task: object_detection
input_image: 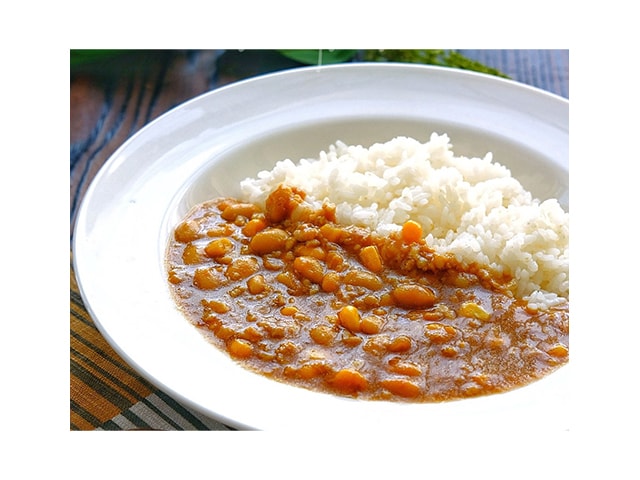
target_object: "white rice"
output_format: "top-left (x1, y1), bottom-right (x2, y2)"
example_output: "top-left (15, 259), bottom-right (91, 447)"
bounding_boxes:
top-left (239, 133), bottom-right (569, 310)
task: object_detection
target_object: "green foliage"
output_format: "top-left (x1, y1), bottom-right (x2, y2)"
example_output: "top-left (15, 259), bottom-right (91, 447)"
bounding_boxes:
top-left (70, 50), bottom-right (127, 67)
top-left (363, 49), bottom-right (510, 78)
top-left (278, 49), bottom-right (358, 65)
top-left (70, 49), bottom-right (509, 79)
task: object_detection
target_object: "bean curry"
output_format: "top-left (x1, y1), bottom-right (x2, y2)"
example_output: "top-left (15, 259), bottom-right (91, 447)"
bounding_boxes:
top-left (166, 185), bottom-right (569, 401)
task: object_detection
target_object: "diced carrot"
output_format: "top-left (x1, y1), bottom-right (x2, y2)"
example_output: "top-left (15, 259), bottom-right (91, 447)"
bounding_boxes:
top-left (401, 220), bottom-right (423, 243)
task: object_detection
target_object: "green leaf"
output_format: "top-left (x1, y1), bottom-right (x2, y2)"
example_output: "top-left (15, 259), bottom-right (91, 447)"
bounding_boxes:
top-left (70, 49), bottom-right (127, 67)
top-left (278, 50), bottom-right (358, 65)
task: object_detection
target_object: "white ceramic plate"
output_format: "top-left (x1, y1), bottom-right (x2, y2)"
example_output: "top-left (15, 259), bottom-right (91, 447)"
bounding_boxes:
top-left (73, 63), bottom-right (569, 431)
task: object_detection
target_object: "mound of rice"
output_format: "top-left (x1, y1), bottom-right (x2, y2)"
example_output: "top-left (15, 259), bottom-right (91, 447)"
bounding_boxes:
top-left (239, 133), bottom-right (569, 310)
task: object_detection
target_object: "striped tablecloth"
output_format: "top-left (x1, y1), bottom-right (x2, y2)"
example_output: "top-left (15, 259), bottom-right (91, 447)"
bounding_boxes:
top-left (70, 49), bottom-right (569, 431)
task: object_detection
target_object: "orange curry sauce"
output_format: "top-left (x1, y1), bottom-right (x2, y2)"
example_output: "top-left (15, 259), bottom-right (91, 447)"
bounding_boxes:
top-left (166, 185), bottom-right (568, 401)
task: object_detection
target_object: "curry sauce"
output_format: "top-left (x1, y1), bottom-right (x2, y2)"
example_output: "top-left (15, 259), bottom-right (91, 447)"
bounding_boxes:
top-left (166, 185), bottom-right (569, 401)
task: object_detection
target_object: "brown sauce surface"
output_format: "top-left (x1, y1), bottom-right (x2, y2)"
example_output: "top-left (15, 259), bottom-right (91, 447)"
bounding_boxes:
top-left (166, 185), bottom-right (569, 401)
